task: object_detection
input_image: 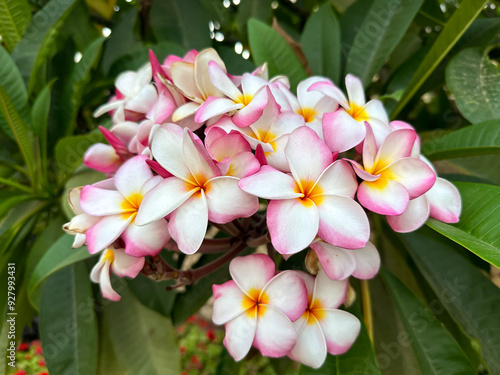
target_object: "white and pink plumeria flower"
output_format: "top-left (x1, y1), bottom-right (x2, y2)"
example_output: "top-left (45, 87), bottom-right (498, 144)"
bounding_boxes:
top-left (310, 240), bottom-right (380, 281)
top-left (195, 61), bottom-right (269, 126)
top-left (212, 254), bottom-right (308, 360)
top-left (94, 64), bottom-right (158, 123)
top-left (208, 88), bottom-right (305, 172)
top-left (239, 126), bottom-right (370, 255)
top-left (288, 270), bottom-right (360, 368)
top-left (348, 124), bottom-right (436, 216)
top-left (271, 77), bottom-right (337, 139)
top-left (90, 246), bottom-right (145, 301)
top-left (79, 155), bottom-right (170, 257)
top-left (135, 123), bottom-right (259, 254)
top-left (309, 74), bottom-right (390, 152)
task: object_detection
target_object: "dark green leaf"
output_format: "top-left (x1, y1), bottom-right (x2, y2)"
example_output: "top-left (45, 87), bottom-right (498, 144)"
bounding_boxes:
top-left (248, 18), bottom-right (308, 91)
top-left (0, 0), bottom-right (31, 52)
top-left (40, 262), bottom-right (98, 375)
top-left (126, 274), bottom-right (176, 317)
top-left (28, 234), bottom-right (96, 308)
top-left (446, 47), bottom-right (500, 124)
top-left (345, 0), bottom-right (424, 87)
top-left (11, 0), bottom-right (78, 95)
top-left (382, 270), bottom-right (476, 375)
top-left (422, 120), bottom-right (500, 160)
top-left (401, 228), bottom-right (500, 374)
top-left (31, 80), bottom-right (53, 183)
top-left (392, 0), bottom-right (488, 118)
top-left (300, 3), bottom-right (341, 84)
top-left (103, 284), bottom-right (181, 374)
top-left (427, 182), bottom-right (500, 267)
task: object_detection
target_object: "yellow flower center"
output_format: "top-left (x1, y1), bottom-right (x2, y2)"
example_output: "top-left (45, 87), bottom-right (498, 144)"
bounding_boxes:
top-left (120, 192), bottom-right (143, 220)
top-left (303, 298), bottom-right (326, 325)
top-left (236, 94), bottom-right (253, 106)
top-left (102, 249), bottom-right (115, 263)
top-left (242, 288), bottom-right (270, 318)
top-left (346, 102), bottom-right (368, 122)
top-left (296, 107), bottom-right (317, 123)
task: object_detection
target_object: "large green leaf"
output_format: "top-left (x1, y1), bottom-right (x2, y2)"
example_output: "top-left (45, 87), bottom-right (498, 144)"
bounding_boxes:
top-left (11, 0), bottom-right (78, 95)
top-left (300, 2), bottom-right (341, 85)
top-left (103, 284), bottom-right (181, 375)
top-left (150, 0), bottom-right (211, 51)
top-left (391, 0), bottom-right (488, 118)
top-left (382, 270), bottom-right (476, 375)
top-left (248, 18), bottom-right (308, 91)
top-left (427, 182), bottom-right (500, 267)
top-left (299, 300), bottom-right (382, 375)
top-left (31, 81), bottom-right (53, 184)
top-left (422, 120), bottom-right (500, 160)
top-left (40, 262), bottom-right (98, 375)
top-left (345, 0), bottom-right (423, 87)
top-left (0, 0), bottom-right (31, 52)
top-left (60, 37), bottom-right (105, 136)
top-left (28, 234), bottom-right (96, 308)
top-left (446, 47), bottom-right (500, 124)
top-left (401, 228), bottom-right (500, 374)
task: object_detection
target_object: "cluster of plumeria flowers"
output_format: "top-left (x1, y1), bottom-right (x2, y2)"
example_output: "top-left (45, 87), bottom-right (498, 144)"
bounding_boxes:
top-left (63, 48), bottom-right (462, 368)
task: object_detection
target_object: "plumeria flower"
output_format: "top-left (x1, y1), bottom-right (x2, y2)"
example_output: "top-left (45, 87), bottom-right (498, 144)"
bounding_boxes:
top-left (212, 254), bottom-right (308, 360)
top-left (90, 246), bottom-right (145, 301)
top-left (348, 125), bottom-right (436, 216)
top-left (308, 240), bottom-right (380, 281)
top-left (309, 74), bottom-right (390, 152)
top-left (204, 127), bottom-right (260, 178)
top-left (288, 270), bottom-right (360, 368)
top-left (63, 186), bottom-right (101, 248)
top-left (136, 124), bottom-right (259, 254)
top-left (271, 77), bottom-right (337, 138)
top-left (195, 62), bottom-right (269, 127)
top-left (239, 126), bottom-right (370, 255)
top-left (80, 155), bottom-right (170, 257)
top-left (170, 48), bottom-right (228, 123)
top-left (94, 64), bottom-right (158, 123)
top-left (208, 88), bottom-right (304, 172)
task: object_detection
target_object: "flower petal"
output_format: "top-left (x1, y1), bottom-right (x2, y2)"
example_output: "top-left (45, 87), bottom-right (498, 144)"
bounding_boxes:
top-left (168, 191), bottom-right (208, 254)
top-left (114, 155), bottom-right (153, 198)
top-left (351, 241), bottom-right (380, 279)
top-left (322, 109), bottom-right (366, 153)
top-left (136, 177), bottom-right (197, 225)
top-left (308, 81), bottom-right (348, 107)
top-left (357, 178), bottom-right (409, 215)
top-left (223, 310), bottom-right (257, 361)
top-left (262, 271), bottom-right (308, 321)
top-left (226, 152), bottom-right (261, 178)
top-left (316, 195), bottom-right (369, 250)
top-left (205, 176), bottom-right (259, 223)
top-left (285, 126), bottom-right (333, 185)
top-left (111, 249), bottom-right (145, 278)
top-left (195, 96), bottom-right (243, 123)
top-left (172, 101), bottom-right (200, 122)
top-left (230, 254), bottom-right (276, 294)
top-left (238, 165), bottom-right (301, 199)
top-left (182, 128), bottom-right (221, 183)
top-left (318, 309), bottom-right (360, 355)
top-left (80, 186), bottom-right (127, 216)
top-left (254, 305), bottom-right (297, 357)
top-left (313, 160), bottom-right (358, 198)
top-left (386, 195), bottom-right (429, 233)
top-left (170, 62), bottom-right (201, 100)
top-left (99, 261), bottom-right (121, 301)
top-left (310, 241), bottom-right (356, 281)
top-left (373, 129), bottom-right (416, 171)
top-left (213, 280), bottom-right (250, 325)
top-left (288, 317), bottom-right (327, 369)
top-left (83, 143), bottom-right (121, 174)
top-left (427, 177), bottom-right (461, 223)
top-left (123, 219), bottom-right (170, 257)
top-left (195, 48), bottom-right (227, 97)
top-left (207, 61), bottom-right (241, 101)
top-left (86, 214), bottom-right (133, 254)
top-left (345, 74), bottom-right (365, 107)
top-left (267, 198), bottom-right (319, 255)
top-left (233, 87), bottom-right (269, 127)
top-left (312, 270), bottom-right (348, 309)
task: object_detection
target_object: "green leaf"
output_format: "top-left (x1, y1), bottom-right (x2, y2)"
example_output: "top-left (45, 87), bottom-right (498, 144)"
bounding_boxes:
top-left (97, 319), bottom-right (127, 375)
top-left (391, 0), bottom-right (488, 118)
top-left (0, 0), bottom-right (31, 52)
top-left (382, 269), bottom-right (476, 375)
top-left (345, 0), bottom-right (424, 87)
top-left (55, 132), bottom-right (105, 180)
top-left (300, 3), bottom-right (341, 85)
top-left (422, 120), bottom-right (500, 160)
top-left (28, 234), bottom-right (96, 308)
top-left (150, 0), bottom-right (211, 51)
top-left (103, 284), bottom-right (181, 374)
top-left (31, 81), bottom-right (53, 184)
top-left (235, 0), bottom-right (272, 42)
top-left (126, 275), bottom-right (176, 317)
top-left (40, 262), bottom-right (98, 375)
top-left (248, 18), bottom-right (308, 91)
top-left (401, 228), bottom-right (500, 375)
top-left (446, 47), bottom-right (500, 124)
top-left (427, 182), bottom-right (500, 267)
top-left (11, 0), bottom-right (78, 95)
top-left (60, 37), bottom-right (105, 136)
top-left (299, 300), bottom-right (381, 375)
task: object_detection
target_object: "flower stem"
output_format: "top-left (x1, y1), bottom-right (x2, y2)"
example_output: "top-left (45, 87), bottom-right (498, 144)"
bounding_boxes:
top-left (360, 279), bottom-right (374, 343)
top-left (198, 237), bottom-right (238, 253)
